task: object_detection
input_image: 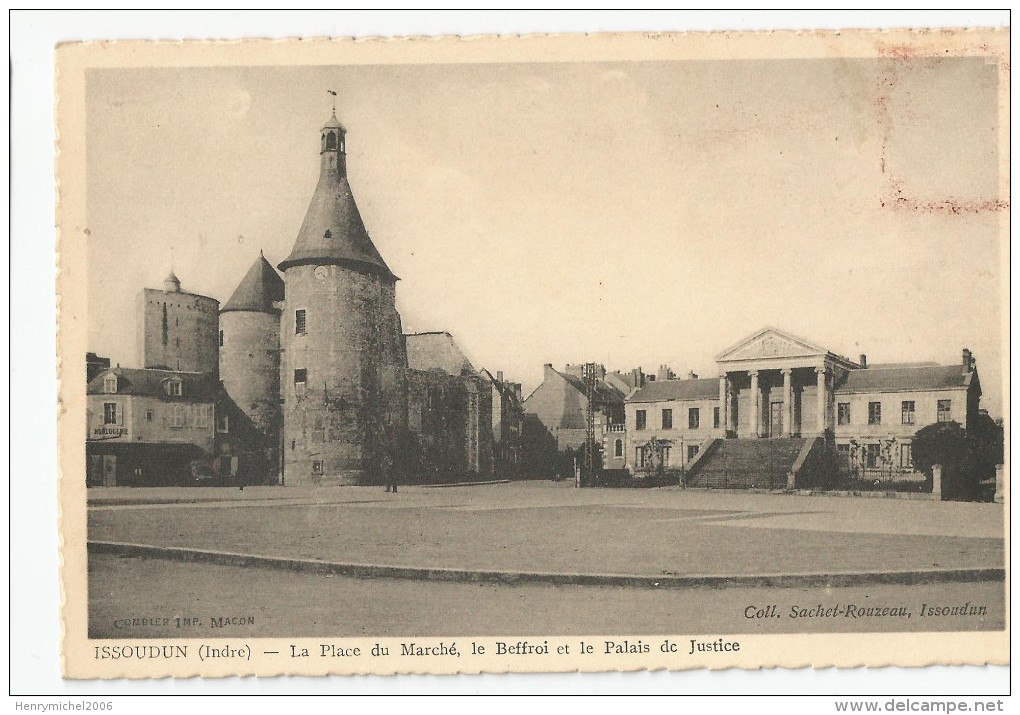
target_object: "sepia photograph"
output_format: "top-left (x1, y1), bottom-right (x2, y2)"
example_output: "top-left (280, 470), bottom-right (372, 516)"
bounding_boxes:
top-left (51, 25), bottom-right (1008, 680)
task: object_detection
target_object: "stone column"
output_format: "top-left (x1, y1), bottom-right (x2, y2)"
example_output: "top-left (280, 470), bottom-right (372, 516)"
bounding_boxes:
top-left (749, 370), bottom-right (760, 438)
top-left (932, 463), bottom-right (943, 500)
top-left (782, 368), bottom-right (793, 437)
top-left (718, 374), bottom-right (728, 434)
top-left (815, 366), bottom-right (827, 435)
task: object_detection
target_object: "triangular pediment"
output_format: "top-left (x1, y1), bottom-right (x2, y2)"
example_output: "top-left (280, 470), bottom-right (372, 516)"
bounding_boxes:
top-left (715, 327), bottom-right (830, 363)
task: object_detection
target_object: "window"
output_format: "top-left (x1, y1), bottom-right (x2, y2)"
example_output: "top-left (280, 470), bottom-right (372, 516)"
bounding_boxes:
top-left (312, 460), bottom-right (324, 475)
top-left (901, 401), bottom-right (915, 425)
top-left (867, 402), bottom-right (881, 425)
top-left (103, 402), bottom-right (118, 425)
top-left (295, 309), bottom-right (307, 335)
top-left (864, 443), bottom-right (880, 469)
top-left (636, 446), bottom-right (646, 468)
top-left (688, 408), bottom-right (700, 430)
top-left (294, 369), bottom-right (307, 390)
top-left (167, 379), bottom-right (182, 397)
top-left (614, 439), bottom-right (623, 458)
top-left (326, 131), bottom-right (337, 150)
top-left (170, 404), bottom-right (185, 429)
top-left (937, 399), bottom-right (952, 423)
top-left (219, 330), bottom-right (224, 347)
top-left (323, 230), bottom-right (332, 239)
top-left (660, 446), bottom-right (671, 466)
top-left (216, 413), bottom-right (229, 433)
top-left (102, 376), bottom-right (117, 394)
top-left (838, 403), bottom-right (850, 425)
top-left (713, 407), bottom-right (720, 428)
top-left (687, 445), bottom-right (699, 462)
top-left (194, 405), bottom-right (210, 429)
top-left (635, 410), bottom-right (646, 430)
top-left (661, 408), bottom-right (673, 430)
top-left (900, 443), bottom-right (913, 469)
top-left (836, 443), bottom-right (850, 467)
top-left (145, 410), bottom-right (154, 422)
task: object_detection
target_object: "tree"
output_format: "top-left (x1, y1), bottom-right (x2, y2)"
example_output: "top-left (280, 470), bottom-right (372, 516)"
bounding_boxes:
top-left (968, 411), bottom-right (1004, 479)
top-left (911, 421), bottom-right (975, 499)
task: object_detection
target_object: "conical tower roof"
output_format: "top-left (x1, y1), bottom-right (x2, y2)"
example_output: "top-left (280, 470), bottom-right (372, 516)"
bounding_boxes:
top-left (222, 253), bottom-right (285, 313)
top-left (278, 116), bottom-right (396, 281)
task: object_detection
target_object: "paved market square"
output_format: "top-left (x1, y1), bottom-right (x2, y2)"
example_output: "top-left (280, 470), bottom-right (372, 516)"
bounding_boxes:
top-left (87, 482), bottom-right (1004, 638)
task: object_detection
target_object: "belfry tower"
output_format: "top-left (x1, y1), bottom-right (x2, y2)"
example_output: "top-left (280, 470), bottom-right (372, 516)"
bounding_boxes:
top-left (278, 112), bottom-right (408, 485)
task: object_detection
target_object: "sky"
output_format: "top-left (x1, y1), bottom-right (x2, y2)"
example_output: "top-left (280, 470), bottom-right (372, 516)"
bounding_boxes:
top-left (85, 57), bottom-right (1004, 415)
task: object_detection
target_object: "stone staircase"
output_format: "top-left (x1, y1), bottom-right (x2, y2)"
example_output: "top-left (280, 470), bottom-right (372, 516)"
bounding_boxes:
top-left (687, 438), bottom-right (807, 489)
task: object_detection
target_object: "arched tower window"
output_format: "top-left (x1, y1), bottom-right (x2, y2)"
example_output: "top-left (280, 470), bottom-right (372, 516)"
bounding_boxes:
top-left (323, 230), bottom-right (331, 239)
top-left (326, 132), bottom-right (337, 150)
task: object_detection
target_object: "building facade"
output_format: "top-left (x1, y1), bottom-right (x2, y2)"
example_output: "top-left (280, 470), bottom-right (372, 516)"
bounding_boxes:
top-left (86, 367), bottom-right (220, 486)
top-left (625, 327), bottom-right (982, 485)
top-left (479, 369), bottom-right (525, 477)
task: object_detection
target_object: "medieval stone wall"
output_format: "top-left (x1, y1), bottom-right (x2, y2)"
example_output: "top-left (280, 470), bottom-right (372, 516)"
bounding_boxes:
top-left (137, 288), bottom-right (219, 374)
top-left (281, 264), bottom-right (407, 485)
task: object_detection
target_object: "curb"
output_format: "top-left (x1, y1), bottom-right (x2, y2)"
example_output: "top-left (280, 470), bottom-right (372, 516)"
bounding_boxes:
top-left (88, 540), bottom-right (1005, 591)
top-left (421, 480), bottom-right (511, 489)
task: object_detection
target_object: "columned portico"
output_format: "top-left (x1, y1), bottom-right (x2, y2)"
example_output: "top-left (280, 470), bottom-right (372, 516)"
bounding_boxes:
top-left (714, 327), bottom-right (859, 439)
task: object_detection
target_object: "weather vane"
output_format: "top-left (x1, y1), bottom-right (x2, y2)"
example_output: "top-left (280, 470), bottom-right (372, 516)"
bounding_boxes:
top-left (327, 89), bottom-right (337, 113)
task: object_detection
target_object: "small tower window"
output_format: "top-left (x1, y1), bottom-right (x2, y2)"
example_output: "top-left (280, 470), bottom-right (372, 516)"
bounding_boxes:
top-left (295, 309), bottom-right (307, 335)
top-left (218, 330), bottom-right (224, 347)
top-left (323, 230), bottom-right (331, 239)
top-left (326, 131), bottom-right (337, 150)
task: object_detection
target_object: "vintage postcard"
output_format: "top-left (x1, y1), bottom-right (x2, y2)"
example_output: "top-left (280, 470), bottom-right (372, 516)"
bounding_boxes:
top-left (56, 28), bottom-right (1009, 678)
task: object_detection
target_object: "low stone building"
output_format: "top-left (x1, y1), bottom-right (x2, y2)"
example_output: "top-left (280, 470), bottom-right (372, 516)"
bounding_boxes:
top-left (405, 332), bottom-right (494, 480)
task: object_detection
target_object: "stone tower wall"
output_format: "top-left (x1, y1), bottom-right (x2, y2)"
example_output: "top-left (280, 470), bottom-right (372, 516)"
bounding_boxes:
top-left (137, 287), bottom-right (219, 374)
top-left (281, 263), bottom-right (407, 485)
top-left (219, 309), bottom-right (282, 478)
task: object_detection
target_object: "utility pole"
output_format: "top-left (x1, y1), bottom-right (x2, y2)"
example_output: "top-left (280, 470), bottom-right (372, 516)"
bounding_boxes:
top-left (583, 362), bottom-right (597, 487)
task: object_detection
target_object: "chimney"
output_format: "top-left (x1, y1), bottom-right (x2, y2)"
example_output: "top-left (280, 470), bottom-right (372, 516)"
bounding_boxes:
top-left (859, 354), bottom-right (867, 368)
top-left (497, 370), bottom-right (504, 383)
top-left (962, 348), bottom-right (973, 372)
top-left (657, 364), bottom-right (672, 382)
top-left (544, 363), bottom-right (556, 381)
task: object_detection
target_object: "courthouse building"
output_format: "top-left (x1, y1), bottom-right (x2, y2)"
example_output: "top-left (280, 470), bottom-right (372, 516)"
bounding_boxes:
top-left (625, 327), bottom-right (982, 488)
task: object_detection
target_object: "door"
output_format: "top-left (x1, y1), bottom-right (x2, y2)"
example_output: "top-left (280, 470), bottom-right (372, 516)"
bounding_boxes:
top-left (769, 402), bottom-right (783, 438)
top-left (101, 454), bottom-right (117, 486)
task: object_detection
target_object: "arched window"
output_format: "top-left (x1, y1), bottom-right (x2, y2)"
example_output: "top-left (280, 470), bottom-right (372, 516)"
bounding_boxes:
top-left (615, 439), bottom-right (623, 457)
top-left (323, 230), bottom-right (331, 239)
top-left (326, 131), bottom-right (337, 150)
